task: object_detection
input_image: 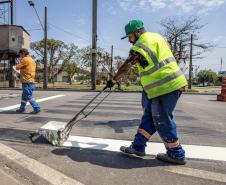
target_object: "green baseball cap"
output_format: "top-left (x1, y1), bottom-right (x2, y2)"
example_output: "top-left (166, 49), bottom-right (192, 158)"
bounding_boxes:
top-left (121, 19), bottom-right (144, 39)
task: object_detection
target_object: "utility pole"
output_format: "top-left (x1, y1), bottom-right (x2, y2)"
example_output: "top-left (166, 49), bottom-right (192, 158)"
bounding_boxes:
top-left (10, 0), bottom-right (13, 24)
top-left (91, 0), bottom-right (97, 90)
top-left (110, 45), bottom-right (113, 78)
top-left (188, 34), bottom-right (193, 90)
top-left (28, 1), bottom-right (48, 89)
top-left (220, 57), bottom-right (223, 73)
top-left (10, 0), bottom-right (15, 87)
top-left (43, 6), bottom-right (48, 89)
top-left (0, 0), bottom-right (15, 87)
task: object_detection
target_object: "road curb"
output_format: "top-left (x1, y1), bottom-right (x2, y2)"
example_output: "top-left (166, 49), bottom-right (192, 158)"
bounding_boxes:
top-left (0, 143), bottom-right (84, 185)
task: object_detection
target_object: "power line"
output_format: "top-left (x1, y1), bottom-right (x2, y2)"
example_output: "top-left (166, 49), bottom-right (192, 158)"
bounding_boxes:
top-left (26, 28), bottom-right (42, 31)
top-left (97, 31), bottom-right (130, 53)
top-left (97, 37), bottom-right (129, 53)
top-left (49, 23), bottom-right (90, 42)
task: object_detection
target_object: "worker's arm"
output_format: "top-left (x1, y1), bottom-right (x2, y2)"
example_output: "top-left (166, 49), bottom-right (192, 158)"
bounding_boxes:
top-left (16, 58), bottom-right (27, 70)
top-left (106, 51), bottom-right (142, 88)
top-left (13, 66), bottom-right (20, 74)
top-left (112, 61), bottom-right (131, 82)
top-left (112, 52), bottom-right (141, 82)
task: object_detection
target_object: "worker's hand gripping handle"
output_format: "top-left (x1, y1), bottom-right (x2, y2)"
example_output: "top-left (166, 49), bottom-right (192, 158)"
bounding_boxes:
top-left (104, 79), bottom-right (117, 90)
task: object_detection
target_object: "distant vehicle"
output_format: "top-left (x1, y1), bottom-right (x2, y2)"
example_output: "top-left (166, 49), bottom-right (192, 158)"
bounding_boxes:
top-left (219, 71), bottom-right (226, 77)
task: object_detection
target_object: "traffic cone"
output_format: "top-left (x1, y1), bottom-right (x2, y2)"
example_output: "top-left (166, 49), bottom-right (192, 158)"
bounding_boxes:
top-left (217, 77), bottom-right (226, 102)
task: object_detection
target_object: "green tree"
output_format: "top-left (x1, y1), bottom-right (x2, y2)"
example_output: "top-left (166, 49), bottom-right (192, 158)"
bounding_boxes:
top-left (197, 69), bottom-right (218, 86)
top-left (79, 46), bottom-right (112, 84)
top-left (114, 55), bottom-right (139, 85)
top-left (63, 62), bottom-right (78, 84)
top-left (79, 46), bottom-right (109, 69)
top-left (63, 44), bottom-right (80, 84)
top-left (31, 39), bottom-right (67, 83)
top-left (114, 56), bottom-right (125, 71)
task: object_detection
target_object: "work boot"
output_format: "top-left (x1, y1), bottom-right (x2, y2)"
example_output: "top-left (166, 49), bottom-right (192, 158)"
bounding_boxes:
top-left (156, 153), bottom-right (186, 165)
top-left (15, 109), bottom-right (25, 113)
top-left (120, 145), bottom-right (145, 157)
top-left (30, 109), bottom-right (41, 114)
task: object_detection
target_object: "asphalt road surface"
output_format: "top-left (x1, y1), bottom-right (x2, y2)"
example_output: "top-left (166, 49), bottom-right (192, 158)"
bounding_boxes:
top-left (0, 90), bottom-right (226, 185)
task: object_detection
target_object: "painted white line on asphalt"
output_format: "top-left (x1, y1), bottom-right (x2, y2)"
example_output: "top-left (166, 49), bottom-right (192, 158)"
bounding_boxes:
top-left (0, 168), bottom-right (21, 185)
top-left (0, 95), bottom-right (65, 112)
top-left (166, 166), bottom-right (226, 183)
top-left (63, 136), bottom-right (226, 162)
top-left (0, 143), bottom-right (84, 185)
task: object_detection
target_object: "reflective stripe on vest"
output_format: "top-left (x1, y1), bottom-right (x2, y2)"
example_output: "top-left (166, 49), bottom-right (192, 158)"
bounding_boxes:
top-left (134, 42), bottom-right (177, 77)
top-left (140, 57), bottom-right (176, 77)
top-left (134, 42), bottom-right (158, 66)
top-left (143, 70), bottom-right (183, 91)
top-left (131, 32), bottom-right (187, 99)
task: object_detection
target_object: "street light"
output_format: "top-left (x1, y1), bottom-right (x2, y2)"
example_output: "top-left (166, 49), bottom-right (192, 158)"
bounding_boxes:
top-left (27, 0), bottom-right (48, 89)
top-left (27, 0), bottom-right (44, 31)
top-left (28, 0), bottom-right (34, 6)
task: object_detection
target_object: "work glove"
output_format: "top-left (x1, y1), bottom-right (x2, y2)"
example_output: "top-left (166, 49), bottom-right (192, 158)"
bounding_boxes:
top-left (105, 80), bottom-right (116, 89)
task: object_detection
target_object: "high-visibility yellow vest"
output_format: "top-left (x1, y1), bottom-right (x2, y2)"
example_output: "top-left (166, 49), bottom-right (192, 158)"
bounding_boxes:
top-left (131, 32), bottom-right (187, 99)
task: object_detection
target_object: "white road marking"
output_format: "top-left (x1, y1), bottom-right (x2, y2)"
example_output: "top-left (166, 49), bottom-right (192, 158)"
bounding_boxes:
top-left (0, 168), bottom-right (21, 185)
top-left (0, 95), bottom-right (65, 112)
top-left (0, 143), bottom-right (84, 185)
top-left (63, 136), bottom-right (226, 162)
top-left (166, 166), bottom-right (226, 183)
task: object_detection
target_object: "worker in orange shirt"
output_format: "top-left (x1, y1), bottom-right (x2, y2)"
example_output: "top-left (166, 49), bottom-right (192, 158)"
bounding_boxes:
top-left (15, 49), bottom-right (41, 114)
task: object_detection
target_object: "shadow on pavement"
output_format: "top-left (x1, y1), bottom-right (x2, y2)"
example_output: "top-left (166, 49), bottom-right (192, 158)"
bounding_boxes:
top-left (208, 100), bottom-right (219, 102)
top-left (0, 110), bottom-right (30, 114)
top-left (0, 127), bottom-right (54, 146)
top-left (0, 127), bottom-right (33, 144)
top-left (52, 147), bottom-right (170, 169)
top-left (94, 119), bottom-right (139, 133)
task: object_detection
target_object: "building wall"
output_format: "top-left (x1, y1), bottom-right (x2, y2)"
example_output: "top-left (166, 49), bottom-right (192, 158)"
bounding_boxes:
top-left (9, 26), bottom-right (30, 51)
top-left (0, 26), bottom-right (9, 49)
top-left (54, 71), bottom-right (69, 82)
top-left (0, 25), bottom-right (30, 53)
top-left (22, 30), bottom-right (30, 50)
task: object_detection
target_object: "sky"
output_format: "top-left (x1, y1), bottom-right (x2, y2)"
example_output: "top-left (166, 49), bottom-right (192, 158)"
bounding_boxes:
top-left (1, 0), bottom-right (226, 73)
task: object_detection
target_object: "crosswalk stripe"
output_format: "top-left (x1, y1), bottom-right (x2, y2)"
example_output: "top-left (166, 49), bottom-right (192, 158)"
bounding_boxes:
top-left (166, 166), bottom-right (226, 183)
top-left (63, 136), bottom-right (226, 162)
top-left (0, 95), bottom-right (65, 112)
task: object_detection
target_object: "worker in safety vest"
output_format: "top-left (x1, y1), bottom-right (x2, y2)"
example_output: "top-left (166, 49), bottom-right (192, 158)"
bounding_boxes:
top-left (106, 20), bottom-right (187, 165)
top-left (15, 48), bottom-right (41, 114)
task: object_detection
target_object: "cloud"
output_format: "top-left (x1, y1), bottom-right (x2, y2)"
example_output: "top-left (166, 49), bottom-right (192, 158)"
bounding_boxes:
top-left (212, 35), bottom-right (226, 45)
top-left (103, 1), bottom-right (121, 15)
top-left (195, 0), bottom-right (225, 7)
top-left (117, 0), bottom-right (226, 14)
top-left (106, 5), bottom-right (117, 15)
top-left (149, 0), bottom-right (166, 9)
top-left (117, 0), bottom-right (139, 12)
top-left (171, 0), bottom-right (194, 12)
